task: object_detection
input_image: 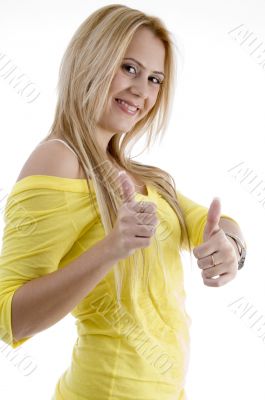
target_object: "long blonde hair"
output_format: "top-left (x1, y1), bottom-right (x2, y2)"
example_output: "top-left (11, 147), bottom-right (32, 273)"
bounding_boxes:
top-left (42, 4), bottom-right (192, 304)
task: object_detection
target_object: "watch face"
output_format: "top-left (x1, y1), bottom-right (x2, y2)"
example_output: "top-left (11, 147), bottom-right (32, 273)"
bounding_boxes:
top-left (238, 250), bottom-right (246, 270)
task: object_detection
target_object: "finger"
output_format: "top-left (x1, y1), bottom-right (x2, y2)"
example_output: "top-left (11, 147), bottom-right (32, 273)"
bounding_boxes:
top-left (196, 252), bottom-right (221, 269)
top-left (135, 224), bottom-right (156, 238)
top-left (193, 229), bottom-right (224, 259)
top-left (202, 272), bottom-right (236, 287)
top-left (134, 201), bottom-right (157, 214)
top-left (118, 171), bottom-right (136, 204)
top-left (201, 263), bottom-right (224, 278)
top-left (135, 212), bottom-right (157, 225)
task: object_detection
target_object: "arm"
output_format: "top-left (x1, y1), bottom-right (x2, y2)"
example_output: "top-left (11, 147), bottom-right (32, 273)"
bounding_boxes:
top-left (11, 234), bottom-right (120, 344)
top-left (0, 141), bottom-right (119, 348)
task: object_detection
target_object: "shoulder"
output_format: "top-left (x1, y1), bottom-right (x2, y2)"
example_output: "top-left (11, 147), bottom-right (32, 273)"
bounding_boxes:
top-left (16, 139), bottom-right (87, 182)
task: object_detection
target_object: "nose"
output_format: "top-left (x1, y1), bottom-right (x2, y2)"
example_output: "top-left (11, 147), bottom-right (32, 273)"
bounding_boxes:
top-left (129, 75), bottom-right (149, 101)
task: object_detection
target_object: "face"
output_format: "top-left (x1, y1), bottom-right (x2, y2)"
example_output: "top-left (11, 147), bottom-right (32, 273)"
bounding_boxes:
top-left (96, 27), bottom-right (166, 151)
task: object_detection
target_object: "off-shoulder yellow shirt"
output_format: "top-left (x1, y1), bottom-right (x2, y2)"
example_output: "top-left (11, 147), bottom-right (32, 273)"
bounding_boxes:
top-left (0, 175), bottom-right (238, 400)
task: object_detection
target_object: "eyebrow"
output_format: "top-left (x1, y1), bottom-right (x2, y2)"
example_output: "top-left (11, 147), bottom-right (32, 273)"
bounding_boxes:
top-left (123, 57), bottom-right (165, 78)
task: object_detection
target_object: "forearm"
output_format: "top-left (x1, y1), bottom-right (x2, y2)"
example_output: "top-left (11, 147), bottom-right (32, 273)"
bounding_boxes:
top-left (219, 217), bottom-right (246, 261)
top-left (11, 235), bottom-right (120, 343)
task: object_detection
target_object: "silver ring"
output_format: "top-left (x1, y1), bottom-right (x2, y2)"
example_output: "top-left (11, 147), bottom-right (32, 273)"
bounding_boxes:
top-left (211, 253), bottom-right (216, 267)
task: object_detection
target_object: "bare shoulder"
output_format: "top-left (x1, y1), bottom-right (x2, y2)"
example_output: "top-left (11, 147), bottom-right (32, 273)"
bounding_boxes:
top-left (16, 140), bottom-right (87, 183)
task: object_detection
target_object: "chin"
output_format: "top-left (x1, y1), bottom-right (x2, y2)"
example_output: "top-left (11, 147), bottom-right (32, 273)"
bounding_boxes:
top-left (110, 121), bottom-right (137, 133)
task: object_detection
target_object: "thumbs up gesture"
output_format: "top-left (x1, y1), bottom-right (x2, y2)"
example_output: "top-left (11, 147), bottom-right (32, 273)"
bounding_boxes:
top-left (109, 171), bottom-right (158, 260)
top-left (192, 197), bottom-right (238, 287)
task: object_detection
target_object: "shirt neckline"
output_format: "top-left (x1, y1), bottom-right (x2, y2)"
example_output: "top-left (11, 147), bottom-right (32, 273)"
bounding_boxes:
top-left (9, 174), bottom-right (152, 198)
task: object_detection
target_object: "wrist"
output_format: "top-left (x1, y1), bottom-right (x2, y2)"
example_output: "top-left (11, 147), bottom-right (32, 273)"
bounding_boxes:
top-left (226, 235), bottom-right (241, 262)
top-left (101, 233), bottom-right (122, 263)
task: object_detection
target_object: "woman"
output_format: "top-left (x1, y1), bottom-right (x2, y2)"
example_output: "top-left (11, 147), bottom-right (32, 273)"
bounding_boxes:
top-left (0, 4), bottom-right (246, 399)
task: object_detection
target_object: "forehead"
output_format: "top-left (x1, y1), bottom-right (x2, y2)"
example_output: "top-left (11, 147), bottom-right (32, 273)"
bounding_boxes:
top-left (124, 28), bottom-right (165, 73)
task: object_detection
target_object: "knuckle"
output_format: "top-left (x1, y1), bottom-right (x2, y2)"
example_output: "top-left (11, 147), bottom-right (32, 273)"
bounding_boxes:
top-left (151, 203), bottom-right (157, 212)
top-left (119, 214), bottom-right (125, 223)
top-left (153, 216), bottom-right (158, 224)
top-left (119, 218), bottom-right (127, 229)
top-left (120, 211), bottom-right (129, 222)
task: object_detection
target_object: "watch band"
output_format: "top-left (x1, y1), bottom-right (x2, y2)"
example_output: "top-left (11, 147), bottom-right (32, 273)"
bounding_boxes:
top-left (224, 232), bottom-right (246, 270)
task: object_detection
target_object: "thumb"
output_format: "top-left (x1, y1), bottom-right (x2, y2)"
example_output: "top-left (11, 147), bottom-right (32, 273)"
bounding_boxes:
top-left (118, 170), bottom-right (136, 204)
top-left (203, 197), bottom-right (222, 242)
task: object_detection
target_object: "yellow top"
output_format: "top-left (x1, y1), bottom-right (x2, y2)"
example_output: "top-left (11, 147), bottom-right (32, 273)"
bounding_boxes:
top-left (0, 175), bottom-right (238, 400)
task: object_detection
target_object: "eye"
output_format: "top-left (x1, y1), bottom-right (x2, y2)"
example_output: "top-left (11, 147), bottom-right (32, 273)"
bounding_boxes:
top-left (121, 64), bottom-right (163, 85)
top-left (122, 63), bottom-right (137, 75)
top-left (150, 76), bottom-right (163, 85)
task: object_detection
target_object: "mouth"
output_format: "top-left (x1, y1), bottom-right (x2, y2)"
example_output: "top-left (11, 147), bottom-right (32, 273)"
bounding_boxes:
top-left (114, 98), bottom-right (140, 116)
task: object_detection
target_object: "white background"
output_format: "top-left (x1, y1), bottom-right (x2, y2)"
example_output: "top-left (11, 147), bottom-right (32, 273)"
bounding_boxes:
top-left (0, 0), bottom-right (264, 399)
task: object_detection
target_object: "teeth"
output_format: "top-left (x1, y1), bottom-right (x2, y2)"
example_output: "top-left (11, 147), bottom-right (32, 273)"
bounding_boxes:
top-left (116, 99), bottom-right (138, 112)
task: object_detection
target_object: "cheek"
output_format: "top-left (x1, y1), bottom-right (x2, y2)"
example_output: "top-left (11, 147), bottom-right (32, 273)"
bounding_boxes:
top-left (147, 94), bottom-right (159, 112)
top-left (109, 72), bottom-right (128, 92)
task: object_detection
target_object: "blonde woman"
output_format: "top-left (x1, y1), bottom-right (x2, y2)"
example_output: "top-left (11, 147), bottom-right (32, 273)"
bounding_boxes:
top-left (0, 4), bottom-right (246, 400)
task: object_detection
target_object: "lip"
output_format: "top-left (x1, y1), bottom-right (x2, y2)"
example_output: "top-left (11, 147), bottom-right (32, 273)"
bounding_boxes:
top-left (115, 98), bottom-right (142, 110)
top-left (114, 98), bottom-right (140, 116)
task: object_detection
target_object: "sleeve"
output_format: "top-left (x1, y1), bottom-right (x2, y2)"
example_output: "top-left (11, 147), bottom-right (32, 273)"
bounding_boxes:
top-left (176, 190), bottom-right (240, 250)
top-left (0, 188), bottom-right (79, 349)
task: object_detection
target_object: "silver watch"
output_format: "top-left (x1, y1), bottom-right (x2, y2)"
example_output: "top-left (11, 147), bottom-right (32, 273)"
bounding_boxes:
top-left (225, 232), bottom-right (247, 270)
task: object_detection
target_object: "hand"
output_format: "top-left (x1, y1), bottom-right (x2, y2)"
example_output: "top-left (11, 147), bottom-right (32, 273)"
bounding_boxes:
top-left (109, 171), bottom-right (158, 260)
top-left (192, 197), bottom-right (238, 287)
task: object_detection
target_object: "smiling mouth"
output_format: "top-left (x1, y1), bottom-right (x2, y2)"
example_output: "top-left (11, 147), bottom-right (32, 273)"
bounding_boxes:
top-left (114, 98), bottom-right (140, 116)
